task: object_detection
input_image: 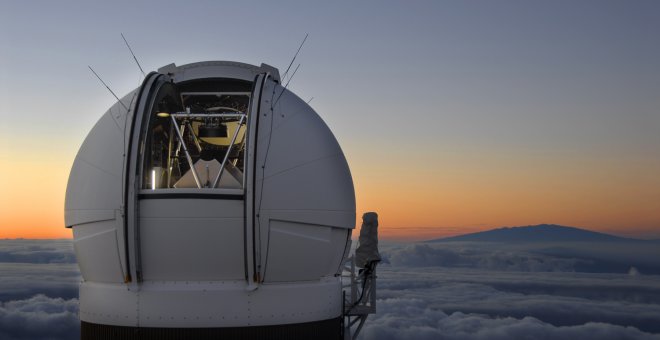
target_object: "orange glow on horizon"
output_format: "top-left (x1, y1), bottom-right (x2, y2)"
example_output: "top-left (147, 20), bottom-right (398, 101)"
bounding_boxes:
top-left (0, 144), bottom-right (73, 239)
top-left (1, 135), bottom-right (659, 241)
top-left (350, 146), bottom-right (660, 241)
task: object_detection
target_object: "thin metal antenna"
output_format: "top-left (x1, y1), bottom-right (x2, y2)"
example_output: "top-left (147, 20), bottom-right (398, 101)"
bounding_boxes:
top-left (306, 97), bottom-right (314, 104)
top-left (88, 66), bottom-right (128, 110)
top-left (121, 33), bottom-right (146, 77)
top-left (285, 63), bottom-right (301, 88)
top-left (281, 33), bottom-right (308, 83)
top-left (274, 63), bottom-right (300, 106)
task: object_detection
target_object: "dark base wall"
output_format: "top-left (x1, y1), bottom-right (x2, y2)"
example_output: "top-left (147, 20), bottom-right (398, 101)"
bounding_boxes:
top-left (81, 318), bottom-right (343, 340)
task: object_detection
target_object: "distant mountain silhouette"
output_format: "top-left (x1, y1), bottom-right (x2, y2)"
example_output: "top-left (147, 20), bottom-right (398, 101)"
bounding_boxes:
top-left (428, 224), bottom-right (648, 243)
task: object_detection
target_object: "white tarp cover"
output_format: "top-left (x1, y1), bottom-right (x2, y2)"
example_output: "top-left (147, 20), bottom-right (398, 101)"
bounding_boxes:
top-left (355, 212), bottom-right (380, 268)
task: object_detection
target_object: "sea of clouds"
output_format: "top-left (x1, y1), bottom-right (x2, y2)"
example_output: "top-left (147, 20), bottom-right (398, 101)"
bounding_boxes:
top-left (1, 239), bottom-right (659, 339)
top-left (0, 240), bottom-right (80, 340)
top-left (358, 242), bottom-right (660, 339)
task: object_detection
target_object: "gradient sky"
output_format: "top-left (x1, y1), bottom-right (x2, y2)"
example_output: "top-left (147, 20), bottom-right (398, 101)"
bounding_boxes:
top-left (1, 1), bottom-right (659, 240)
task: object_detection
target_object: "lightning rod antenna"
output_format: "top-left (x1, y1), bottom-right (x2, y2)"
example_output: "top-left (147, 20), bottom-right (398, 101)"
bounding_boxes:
top-left (88, 66), bottom-right (128, 111)
top-left (121, 33), bottom-right (146, 77)
top-left (281, 33), bottom-right (308, 83)
top-left (274, 63), bottom-right (301, 107)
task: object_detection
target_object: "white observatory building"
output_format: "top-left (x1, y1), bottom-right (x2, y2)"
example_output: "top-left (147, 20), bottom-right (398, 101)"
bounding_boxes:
top-left (65, 61), bottom-right (379, 339)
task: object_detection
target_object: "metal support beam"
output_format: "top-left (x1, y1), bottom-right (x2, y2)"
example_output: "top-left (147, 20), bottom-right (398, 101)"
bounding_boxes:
top-left (170, 116), bottom-right (201, 188)
top-left (212, 115), bottom-right (245, 188)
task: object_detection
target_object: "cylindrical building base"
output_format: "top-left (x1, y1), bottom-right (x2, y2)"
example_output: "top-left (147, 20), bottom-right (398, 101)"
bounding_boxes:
top-left (81, 318), bottom-right (343, 340)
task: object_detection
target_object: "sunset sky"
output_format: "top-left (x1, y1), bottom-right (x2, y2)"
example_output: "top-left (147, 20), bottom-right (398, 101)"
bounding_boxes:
top-left (1, 1), bottom-right (659, 240)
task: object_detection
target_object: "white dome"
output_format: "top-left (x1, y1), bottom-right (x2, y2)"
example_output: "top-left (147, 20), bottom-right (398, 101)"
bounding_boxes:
top-left (65, 61), bottom-right (356, 338)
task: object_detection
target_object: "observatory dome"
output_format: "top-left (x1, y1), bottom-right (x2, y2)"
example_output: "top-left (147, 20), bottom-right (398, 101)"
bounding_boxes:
top-left (65, 61), bottom-right (356, 339)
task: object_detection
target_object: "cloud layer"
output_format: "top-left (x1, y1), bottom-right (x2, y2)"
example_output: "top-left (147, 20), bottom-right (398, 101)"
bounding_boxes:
top-left (0, 263), bottom-right (80, 302)
top-left (366, 240), bottom-right (660, 336)
top-left (0, 295), bottom-right (79, 340)
top-left (1, 239), bottom-right (659, 339)
top-left (382, 241), bottom-right (660, 274)
top-left (0, 240), bottom-right (76, 264)
top-left (361, 298), bottom-right (660, 340)
top-left (0, 239), bottom-right (80, 302)
top-left (373, 265), bottom-right (660, 333)
top-left (0, 240), bottom-right (81, 339)
top-left (385, 243), bottom-right (583, 271)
